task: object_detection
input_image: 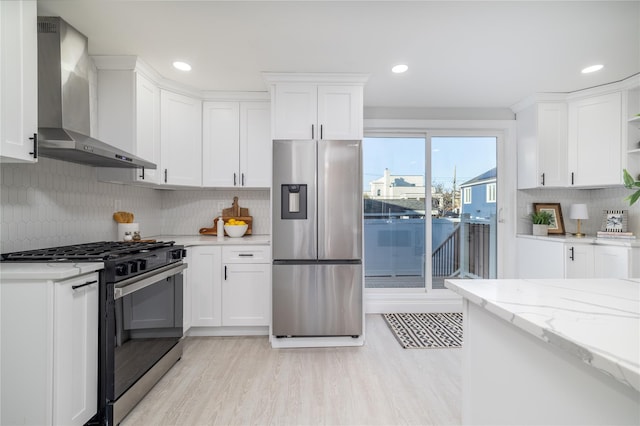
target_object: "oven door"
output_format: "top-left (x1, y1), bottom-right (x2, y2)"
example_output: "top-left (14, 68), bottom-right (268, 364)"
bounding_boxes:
top-left (106, 261), bottom-right (187, 425)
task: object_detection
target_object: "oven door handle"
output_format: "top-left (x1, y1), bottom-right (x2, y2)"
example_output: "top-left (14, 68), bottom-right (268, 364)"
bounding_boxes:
top-left (113, 262), bottom-right (187, 300)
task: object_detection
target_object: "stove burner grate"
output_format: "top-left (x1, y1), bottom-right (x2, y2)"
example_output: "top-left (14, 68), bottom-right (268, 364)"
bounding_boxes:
top-left (1, 241), bottom-right (175, 261)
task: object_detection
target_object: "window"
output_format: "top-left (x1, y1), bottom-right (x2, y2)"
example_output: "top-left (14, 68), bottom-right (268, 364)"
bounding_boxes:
top-left (463, 187), bottom-right (472, 204)
top-left (486, 183), bottom-right (496, 203)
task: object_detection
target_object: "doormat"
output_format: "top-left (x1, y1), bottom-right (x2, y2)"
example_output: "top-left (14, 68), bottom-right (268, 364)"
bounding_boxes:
top-left (382, 313), bottom-right (463, 349)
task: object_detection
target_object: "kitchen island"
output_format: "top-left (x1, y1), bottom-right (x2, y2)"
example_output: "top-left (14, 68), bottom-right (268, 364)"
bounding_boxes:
top-left (445, 278), bottom-right (639, 425)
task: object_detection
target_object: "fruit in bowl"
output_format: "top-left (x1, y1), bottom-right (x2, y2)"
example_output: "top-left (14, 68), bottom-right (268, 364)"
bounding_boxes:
top-left (223, 219), bottom-right (248, 238)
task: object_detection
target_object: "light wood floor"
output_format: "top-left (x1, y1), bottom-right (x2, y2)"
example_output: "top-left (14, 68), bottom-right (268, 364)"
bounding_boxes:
top-left (121, 314), bottom-right (462, 426)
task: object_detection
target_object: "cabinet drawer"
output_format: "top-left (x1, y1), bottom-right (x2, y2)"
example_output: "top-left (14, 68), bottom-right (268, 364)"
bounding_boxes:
top-left (223, 245), bottom-right (271, 263)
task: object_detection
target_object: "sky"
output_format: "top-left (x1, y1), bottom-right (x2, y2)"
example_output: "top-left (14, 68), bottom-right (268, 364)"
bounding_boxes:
top-left (363, 136), bottom-right (497, 192)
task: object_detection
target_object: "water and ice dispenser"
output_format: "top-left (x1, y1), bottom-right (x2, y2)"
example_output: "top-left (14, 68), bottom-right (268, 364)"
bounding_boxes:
top-left (281, 184), bottom-right (307, 219)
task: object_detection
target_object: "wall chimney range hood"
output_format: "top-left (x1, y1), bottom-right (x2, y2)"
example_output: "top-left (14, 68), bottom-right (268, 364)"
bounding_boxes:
top-left (37, 17), bottom-right (156, 169)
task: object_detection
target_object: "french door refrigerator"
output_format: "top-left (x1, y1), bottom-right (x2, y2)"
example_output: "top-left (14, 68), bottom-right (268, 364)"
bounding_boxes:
top-left (272, 139), bottom-right (363, 337)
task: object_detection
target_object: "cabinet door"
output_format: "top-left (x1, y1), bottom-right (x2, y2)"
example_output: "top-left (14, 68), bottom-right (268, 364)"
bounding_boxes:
top-left (135, 73), bottom-right (161, 183)
top-left (202, 101), bottom-right (240, 187)
top-left (568, 92), bottom-right (622, 186)
top-left (516, 237), bottom-right (564, 278)
top-left (160, 90), bottom-right (202, 186)
top-left (537, 103), bottom-right (568, 187)
top-left (222, 263), bottom-right (270, 326)
top-left (190, 246), bottom-right (222, 326)
top-left (317, 85), bottom-right (363, 140)
top-left (593, 245), bottom-right (629, 278)
top-left (565, 244), bottom-right (594, 278)
top-left (240, 101), bottom-right (271, 187)
top-left (0, 0), bottom-right (37, 163)
top-left (53, 274), bottom-right (99, 426)
top-left (272, 84), bottom-right (317, 139)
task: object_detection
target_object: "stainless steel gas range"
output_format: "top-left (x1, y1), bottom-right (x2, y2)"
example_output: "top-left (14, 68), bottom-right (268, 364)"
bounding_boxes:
top-left (1, 241), bottom-right (187, 425)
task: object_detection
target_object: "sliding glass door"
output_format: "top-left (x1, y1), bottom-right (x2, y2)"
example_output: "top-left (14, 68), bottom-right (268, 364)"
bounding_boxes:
top-left (363, 137), bottom-right (426, 289)
top-left (363, 135), bottom-right (498, 291)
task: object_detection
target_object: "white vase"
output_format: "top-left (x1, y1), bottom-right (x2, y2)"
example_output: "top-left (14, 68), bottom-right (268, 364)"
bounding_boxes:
top-left (532, 224), bottom-right (549, 236)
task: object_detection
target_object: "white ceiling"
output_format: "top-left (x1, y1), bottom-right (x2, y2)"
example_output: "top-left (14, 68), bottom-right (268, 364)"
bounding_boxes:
top-left (37, 1), bottom-right (640, 110)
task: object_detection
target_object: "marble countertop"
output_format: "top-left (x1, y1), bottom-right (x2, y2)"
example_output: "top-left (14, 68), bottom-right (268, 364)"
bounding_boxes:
top-left (517, 234), bottom-right (640, 247)
top-left (150, 234), bottom-right (270, 247)
top-left (0, 262), bottom-right (104, 281)
top-left (445, 278), bottom-right (640, 392)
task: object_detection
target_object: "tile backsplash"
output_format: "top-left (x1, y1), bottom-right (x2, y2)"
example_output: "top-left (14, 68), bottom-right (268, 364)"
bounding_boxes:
top-left (517, 187), bottom-right (640, 236)
top-left (0, 158), bottom-right (270, 253)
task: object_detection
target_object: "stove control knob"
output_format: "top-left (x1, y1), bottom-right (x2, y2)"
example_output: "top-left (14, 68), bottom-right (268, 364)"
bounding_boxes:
top-left (115, 263), bottom-right (128, 276)
top-left (171, 250), bottom-right (182, 260)
top-left (138, 259), bottom-right (147, 271)
top-left (128, 261), bottom-right (139, 273)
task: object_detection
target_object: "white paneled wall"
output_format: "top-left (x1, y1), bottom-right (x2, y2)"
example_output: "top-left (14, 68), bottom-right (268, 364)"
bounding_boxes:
top-left (517, 187), bottom-right (640, 236)
top-left (0, 158), bottom-right (163, 252)
top-left (161, 189), bottom-right (270, 235)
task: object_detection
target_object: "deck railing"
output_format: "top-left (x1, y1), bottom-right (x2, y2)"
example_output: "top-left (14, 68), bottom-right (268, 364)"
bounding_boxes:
top-left (431, 223), bottom-right (461, 277)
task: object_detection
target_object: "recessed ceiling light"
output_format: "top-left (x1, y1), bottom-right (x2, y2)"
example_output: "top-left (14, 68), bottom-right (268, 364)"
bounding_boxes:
top-left (581, 64), bottom-right (603, 74)
top-left (173, 61), bottom-right (192, 71)
top-left (392, 64), bottom-right (408, 74)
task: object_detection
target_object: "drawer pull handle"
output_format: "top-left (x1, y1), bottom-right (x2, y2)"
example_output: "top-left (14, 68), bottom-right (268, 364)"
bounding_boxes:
top-left (238, 253), bottom-right (254, 257)
top-left (72, 280), bottom-right (97, 290)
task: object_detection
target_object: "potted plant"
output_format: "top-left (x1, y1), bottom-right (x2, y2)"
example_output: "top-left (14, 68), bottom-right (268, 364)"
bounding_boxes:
top-left (530, 210), bottom-right (553, 236)
top-left (623, 169), bottom-right (640, 205)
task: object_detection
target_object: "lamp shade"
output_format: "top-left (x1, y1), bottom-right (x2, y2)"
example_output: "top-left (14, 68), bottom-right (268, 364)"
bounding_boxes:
top-left (569, 204), bottom-right (589, 220)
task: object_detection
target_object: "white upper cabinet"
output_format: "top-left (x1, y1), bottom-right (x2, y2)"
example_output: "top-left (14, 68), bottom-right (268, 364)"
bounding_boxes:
top-left (240, 102), bottom-right (271, 187)
top-left (317, 85), bottom-right (363, 140)
top-left (568, 91), bottom-right (623, 187)
top-left (515, 76), bottom-right (638, 189)
top-left (95, 58), bottom-right (161, 184)
top-left (160, 90), bottom-right (202, 186)
top-left (272, 84), bottom-right (318, 140)
top-left (264, 73), bottom-right (368, 141)
top-left (0, 0), bottom-right (38, 163)
top-left (202, 100), bottom-right (270, 188)
top-left (516, 101), bottom-right (568, 189)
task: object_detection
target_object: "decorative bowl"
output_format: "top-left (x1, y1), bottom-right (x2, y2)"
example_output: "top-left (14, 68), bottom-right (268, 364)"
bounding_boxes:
top-left (224, 224), bottom-right (248, 238)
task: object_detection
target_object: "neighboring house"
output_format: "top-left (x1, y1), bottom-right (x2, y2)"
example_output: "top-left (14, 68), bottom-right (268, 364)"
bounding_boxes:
top-left (459, 167), bottom-right (497, 220)
top-left (368, 168), bottom-right (425, 200)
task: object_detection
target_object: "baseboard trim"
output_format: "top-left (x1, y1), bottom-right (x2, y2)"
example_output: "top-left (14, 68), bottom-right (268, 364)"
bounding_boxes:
top-left (365, 291), bottom-right (463, 313)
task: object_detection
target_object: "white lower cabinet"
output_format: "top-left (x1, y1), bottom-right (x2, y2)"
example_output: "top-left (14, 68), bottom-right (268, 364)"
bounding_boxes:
top-left (565, 243), bottom-right (594, 278)
top-left (222, 245), bottom-right (271, 326)
top-left (593, 245), bottom-right (640, 278)
top-left (188, 244), bottom-right (271, 331)
top-left (517, 236), bottom-right (638, 279)
top-left (189, 245), bottom-right (223, 327)
top-left (1, 272), bottom-right (99, 426)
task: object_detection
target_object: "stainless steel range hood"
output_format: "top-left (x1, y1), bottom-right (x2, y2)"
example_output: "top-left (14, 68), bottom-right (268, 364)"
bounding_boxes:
top-left (37, 17), bottom-right (156, 169)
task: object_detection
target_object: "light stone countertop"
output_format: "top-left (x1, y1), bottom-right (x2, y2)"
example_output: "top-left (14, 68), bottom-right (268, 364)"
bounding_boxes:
top-left (517, 233), bottom-right (640, 247)
top-left (149, 234), bottom-right (270, 247)
top-left (0, 262), bottom-right (104, 280)
top-left (445, 278), bottom-right (640, 392)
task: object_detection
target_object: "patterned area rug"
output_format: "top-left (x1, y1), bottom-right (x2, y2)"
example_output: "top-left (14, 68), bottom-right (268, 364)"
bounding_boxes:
top-left (382, 313), bottom-right (463, 349)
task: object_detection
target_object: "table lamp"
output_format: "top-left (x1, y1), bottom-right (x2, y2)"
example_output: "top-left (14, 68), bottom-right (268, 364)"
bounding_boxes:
top-left (569, 204), bottom-right (588, 237)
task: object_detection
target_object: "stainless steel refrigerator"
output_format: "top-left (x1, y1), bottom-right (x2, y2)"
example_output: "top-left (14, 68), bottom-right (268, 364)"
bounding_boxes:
top-left (272, 139), bottom-right (363, 337)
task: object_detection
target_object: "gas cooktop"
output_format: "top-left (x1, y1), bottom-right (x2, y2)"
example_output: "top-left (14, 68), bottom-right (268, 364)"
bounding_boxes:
top-left (0, 241), bottom-right (176, 262)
